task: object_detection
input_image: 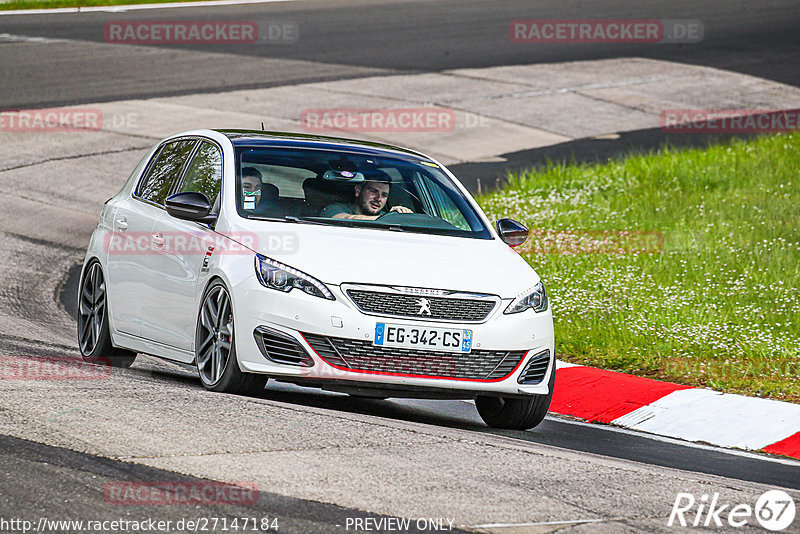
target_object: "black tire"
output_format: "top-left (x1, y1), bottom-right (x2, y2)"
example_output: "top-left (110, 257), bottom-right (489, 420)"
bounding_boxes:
top-left (475, 366), bottom-right (555, 430)
top-left (195, 280), bottom-right (267, 395)
top-left (77, 261), bottom-right (137, 368)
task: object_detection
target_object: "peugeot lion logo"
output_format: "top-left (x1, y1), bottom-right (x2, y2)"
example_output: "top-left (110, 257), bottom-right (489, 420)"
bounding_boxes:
top-left (416, 297), bottom-right (432, 316)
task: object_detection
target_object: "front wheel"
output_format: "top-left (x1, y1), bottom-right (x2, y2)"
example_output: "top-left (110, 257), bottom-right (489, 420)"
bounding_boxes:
top-left (77, 261), bottom-right (137, 368)
top-left (195, 280), bottom-right (267, 395)
top-left (475, 366), bottom-right (555, 430)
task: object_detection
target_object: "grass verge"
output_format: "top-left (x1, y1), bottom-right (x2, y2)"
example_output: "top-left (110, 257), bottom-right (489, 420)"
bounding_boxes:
top-left (477, 133), bottom-right (800, 402)
top-left (0, 0), bottom-right (202, 10)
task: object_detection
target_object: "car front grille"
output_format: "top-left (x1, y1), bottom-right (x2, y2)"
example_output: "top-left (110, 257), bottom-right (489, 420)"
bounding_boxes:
top-left (517, 349), bottom-right (550, 384)
top-left (346, 289), bottom-right (496, 322)
top-left (302, 333), bottom-right (525, 380)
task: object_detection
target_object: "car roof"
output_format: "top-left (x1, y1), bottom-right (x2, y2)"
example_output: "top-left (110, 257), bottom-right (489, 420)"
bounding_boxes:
top-left (214, 129), bottom-right (429, 160)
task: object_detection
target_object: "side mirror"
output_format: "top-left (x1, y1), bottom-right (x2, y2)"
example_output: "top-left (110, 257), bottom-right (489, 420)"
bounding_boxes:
top-left (496, 218), bottom-right (528, 247)
top-left (165, 192), bottom-right (217, 224)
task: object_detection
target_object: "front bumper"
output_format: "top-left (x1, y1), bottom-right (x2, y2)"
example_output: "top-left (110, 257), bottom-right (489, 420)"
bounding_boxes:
top-left (233, 275), bottom-right (555, 396)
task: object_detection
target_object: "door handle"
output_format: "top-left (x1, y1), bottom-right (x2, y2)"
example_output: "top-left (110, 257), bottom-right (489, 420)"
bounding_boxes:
top-left (115, 217), bottom-right (128, 231)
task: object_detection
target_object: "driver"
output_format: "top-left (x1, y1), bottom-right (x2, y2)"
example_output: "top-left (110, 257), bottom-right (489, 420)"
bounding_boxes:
top-left (319, 174), bottom-right (412, 220)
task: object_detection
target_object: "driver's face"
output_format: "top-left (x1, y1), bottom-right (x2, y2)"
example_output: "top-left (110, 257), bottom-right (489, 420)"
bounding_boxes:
top-left (355, 181), bottom-right (390, 216)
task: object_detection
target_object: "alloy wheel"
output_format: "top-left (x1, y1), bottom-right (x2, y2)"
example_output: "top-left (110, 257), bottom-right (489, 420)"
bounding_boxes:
top-left (78, 262), bottom-right (106, 356)
top-left (197, 285), bottom-right (234, 385)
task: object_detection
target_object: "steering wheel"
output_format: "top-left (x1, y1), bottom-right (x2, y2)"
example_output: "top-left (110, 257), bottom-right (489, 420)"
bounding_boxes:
top-left (375, 210), bottom-right (411, 222)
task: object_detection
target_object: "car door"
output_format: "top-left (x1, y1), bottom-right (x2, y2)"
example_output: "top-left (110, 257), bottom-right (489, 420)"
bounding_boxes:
top-left (106, 138), bottom-right (198, 340)
top-left (146, 140), bottom-right (224, 352)
top-left (105, 156), bottom-right (152, 337)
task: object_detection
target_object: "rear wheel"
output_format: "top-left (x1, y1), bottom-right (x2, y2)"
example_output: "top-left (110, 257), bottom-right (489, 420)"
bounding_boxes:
top-left (475, 367), bottom-right (555, 430)
top-left (77, 261), bottom-right (137, 368)
top-left (195, 280), bottom-right (267, 395)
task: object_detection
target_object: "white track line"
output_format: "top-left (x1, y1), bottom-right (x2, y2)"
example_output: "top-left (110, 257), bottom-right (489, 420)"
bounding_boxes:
top-left (0, 0), bottom-right (297, 16)
top-left (0, 32), bottom-right (56, 41)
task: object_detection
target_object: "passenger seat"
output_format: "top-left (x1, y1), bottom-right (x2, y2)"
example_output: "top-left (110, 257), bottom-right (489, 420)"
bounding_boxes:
top-left (302, 178), bottom-right (354, 215)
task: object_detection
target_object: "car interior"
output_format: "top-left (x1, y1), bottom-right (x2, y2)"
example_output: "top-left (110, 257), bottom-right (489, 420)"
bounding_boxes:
top-left (243, 164), bottom-right (419, 219)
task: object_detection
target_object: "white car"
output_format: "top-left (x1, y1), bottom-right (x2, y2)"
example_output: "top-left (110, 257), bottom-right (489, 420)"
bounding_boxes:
top-left (78, 129), bottom-right (555, 429)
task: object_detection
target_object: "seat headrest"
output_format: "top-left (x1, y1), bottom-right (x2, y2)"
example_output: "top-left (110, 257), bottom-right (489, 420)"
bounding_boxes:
top-left (260, 182), bottom-right (279, 202)
top-left (302, 178), bottom-right (354, 209)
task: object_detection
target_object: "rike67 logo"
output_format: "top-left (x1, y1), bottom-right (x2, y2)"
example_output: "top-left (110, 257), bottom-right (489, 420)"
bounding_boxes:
top-left (668, 490), bottom-right (796, 531)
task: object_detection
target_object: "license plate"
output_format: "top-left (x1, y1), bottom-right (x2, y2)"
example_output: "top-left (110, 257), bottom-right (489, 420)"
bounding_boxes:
top-left (373, 323), bottom-right (472, 353)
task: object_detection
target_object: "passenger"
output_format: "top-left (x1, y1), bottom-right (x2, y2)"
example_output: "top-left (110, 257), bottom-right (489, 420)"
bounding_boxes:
top-left (319, 175), bottom-right (412, 220)
top-left (241, 167), bottom-right (280, 216)
top-left (241, 167), bottom-right (264, 211)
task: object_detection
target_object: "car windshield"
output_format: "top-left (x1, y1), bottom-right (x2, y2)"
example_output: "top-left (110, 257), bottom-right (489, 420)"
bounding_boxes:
top-left (234, 146), bottom-right (491, 239)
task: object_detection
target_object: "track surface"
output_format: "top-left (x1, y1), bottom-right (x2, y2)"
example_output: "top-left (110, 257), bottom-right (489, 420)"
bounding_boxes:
top-left (2, 434), bottom-right (462, 534)
top-left (0, 0), bottom-right (798, 108)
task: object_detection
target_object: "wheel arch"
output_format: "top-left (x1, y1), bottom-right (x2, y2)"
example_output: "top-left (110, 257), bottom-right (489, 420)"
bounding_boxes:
top-left (197, 275), bottom-right (228, 310)
top-left (79, 255), bottom-right (101, 281)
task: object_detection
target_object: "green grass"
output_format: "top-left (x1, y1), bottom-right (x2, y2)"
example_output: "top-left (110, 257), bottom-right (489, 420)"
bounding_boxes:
top-left (477, 133), bottom-right (800, 402)
top-left (0, 0), bottom-right (202, 10)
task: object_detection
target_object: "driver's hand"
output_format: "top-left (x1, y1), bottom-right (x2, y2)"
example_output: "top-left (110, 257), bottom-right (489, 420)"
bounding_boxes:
top-left (389, 205), bottom-right (413, 214)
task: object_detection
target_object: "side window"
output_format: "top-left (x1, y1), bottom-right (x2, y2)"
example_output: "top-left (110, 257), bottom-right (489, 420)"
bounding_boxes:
top-left (136, 139), bottom-right (197, 205)
top-left (380, 167), bottom-right (417, 211)
top-left (416, 174), bottom-right (470, 230)
top-left (178, 141), bottom-right (223, 205)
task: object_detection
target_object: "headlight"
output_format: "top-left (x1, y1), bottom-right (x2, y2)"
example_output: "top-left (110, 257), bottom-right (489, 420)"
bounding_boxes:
top-left (504, 281), bottom-right (548, 314)
top-left (254, 254), bottom-right (335, 300)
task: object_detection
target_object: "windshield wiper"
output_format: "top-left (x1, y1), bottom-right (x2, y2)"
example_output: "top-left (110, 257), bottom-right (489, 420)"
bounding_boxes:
top-left (246, 216), bottom-right (285, 222)
top-left (246, 215), bottom-right (331, 225)
top-left (251, 215), bottom-right (405, 232)
top-left (283, 216), bottom-right (334, 226)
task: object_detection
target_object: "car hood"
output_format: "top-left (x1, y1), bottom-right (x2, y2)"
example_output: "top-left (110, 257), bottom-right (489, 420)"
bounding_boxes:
top-left (228, 221), bottom-right (539, 297)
